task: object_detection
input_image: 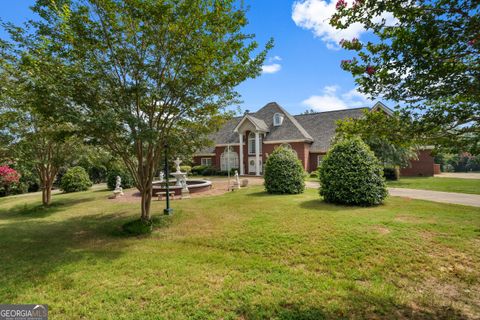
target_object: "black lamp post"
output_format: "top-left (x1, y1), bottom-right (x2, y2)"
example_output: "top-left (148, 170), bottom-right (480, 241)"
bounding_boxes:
top-left (163, 142), bottom-right (173, 215)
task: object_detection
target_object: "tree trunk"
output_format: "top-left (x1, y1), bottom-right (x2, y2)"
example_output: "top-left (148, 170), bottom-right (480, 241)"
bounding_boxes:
top-left (41, 180), bottom-right (53, 206)
top-left (140, 185), bottom-right (153, 222)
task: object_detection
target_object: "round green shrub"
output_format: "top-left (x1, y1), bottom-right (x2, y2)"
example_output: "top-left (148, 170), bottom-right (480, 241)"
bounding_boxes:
top-left (319, 137), bottom-right (387, 206)
top-left (107, 169), bottom-right (134, 190)
top-left (180, 165), bottom-right (192, 174)
top-left (60, 166), bottom-right (92, 193)
top-left (309, 171), bottom-right (318, 178)
top-left (264, 146), bottom-right (305, 194)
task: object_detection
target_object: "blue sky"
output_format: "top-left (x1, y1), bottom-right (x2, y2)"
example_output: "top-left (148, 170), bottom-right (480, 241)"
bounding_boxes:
top-left (0, 0), bottom-right (385, 116)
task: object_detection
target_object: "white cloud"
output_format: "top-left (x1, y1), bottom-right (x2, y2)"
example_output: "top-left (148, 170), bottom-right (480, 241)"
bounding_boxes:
top-left (302, 85), bottom-right (371, 112)
top-left (262, 63), bottom-right (282, 74)
top-left (292, 0), bottom-right (397, 50)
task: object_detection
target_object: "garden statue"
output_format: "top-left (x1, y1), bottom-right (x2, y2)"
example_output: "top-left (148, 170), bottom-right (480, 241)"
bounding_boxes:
top-left (234, 170), bottom-right (241, 189)
top-left (174, 157), bottom-right (182, 173)
top-left (110, 175), bottom-right (124, 198)
top-left (159, 171), bottom-right (164, 183)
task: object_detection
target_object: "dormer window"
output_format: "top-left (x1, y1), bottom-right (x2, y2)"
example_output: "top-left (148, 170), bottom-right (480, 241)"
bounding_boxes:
top-left (273, 113), bottom-right (284, 126)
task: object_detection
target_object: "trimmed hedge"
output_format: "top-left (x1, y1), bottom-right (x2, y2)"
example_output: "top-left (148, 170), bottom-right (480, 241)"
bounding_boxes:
top-left (60, 166), bottom-right (92, 193)
top-left (264, 146), bottom-right (305, 194)
top-left (319, 138), bottom-right (387, 206)
top-left (191, 165), bottom-right (208, 175)
top-left (107, 169), bottom-right (134, 190)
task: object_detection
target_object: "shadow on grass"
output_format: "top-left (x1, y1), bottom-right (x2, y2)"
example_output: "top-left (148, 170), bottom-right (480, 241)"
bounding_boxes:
top-left (0, 197), bottom-right (97, 220)
top-left (237, 294), bottom-right (471, 320)
top-left (0, 206), bottom-right (172, 301)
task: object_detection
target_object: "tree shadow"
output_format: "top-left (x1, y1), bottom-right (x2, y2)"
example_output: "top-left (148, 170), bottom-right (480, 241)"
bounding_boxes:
top-left (0, 197), bottom-right (97, 220)
top-left (0, 208), bottom-right (151, 302)
top-left (236, 290), bottom-right (471, 320)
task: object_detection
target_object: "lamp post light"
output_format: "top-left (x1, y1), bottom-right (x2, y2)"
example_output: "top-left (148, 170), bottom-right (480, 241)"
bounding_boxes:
top-left (163, 142), bottom-right (173, 215)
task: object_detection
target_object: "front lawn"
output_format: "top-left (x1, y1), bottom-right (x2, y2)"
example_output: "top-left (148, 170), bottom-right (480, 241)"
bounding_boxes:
top-left (0, 187), bottom-right (479, 319)
top-left (387, 177), bottom-right (480, 194)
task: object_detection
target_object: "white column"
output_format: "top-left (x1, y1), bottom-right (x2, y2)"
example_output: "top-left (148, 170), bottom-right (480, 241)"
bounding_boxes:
top-left (239, 133), bottom-right (244, 175)
top-left (255, 131), bottom-right (260, 176)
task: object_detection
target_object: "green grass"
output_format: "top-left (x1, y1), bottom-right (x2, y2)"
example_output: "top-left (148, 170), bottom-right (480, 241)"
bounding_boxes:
top-left (387, 177), bottom-right (480, 194)
top-left (0, 187), bottom-right (479, 319)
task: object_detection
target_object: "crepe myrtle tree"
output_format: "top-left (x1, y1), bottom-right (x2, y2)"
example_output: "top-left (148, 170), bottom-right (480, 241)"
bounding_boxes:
top-left (0, 33), bottom-right (81, 206)
top-left (332, 0), bottom-right (480, 153)
top-left (30, 0), bottom-right (271, 222)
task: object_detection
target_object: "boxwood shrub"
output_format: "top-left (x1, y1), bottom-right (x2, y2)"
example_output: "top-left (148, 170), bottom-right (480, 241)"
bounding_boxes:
top-left (107, 169), bottom-right (134, 190)
top-left (319, 137), bottom-right (387, 206)
top-left (191, 165), bottom-right (208, 175)
top-left (60, 166), bottom-right (92, 193)
top-left (264, 146), bottom-right (305, 194)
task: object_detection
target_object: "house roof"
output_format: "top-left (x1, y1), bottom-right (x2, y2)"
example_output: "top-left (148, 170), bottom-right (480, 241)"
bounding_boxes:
top-left (294, 107), bottom-right (368, 152)
top-left (195, 102), bottom-right (373, 155)
top-left (253, 102), bottom-right (313, 142)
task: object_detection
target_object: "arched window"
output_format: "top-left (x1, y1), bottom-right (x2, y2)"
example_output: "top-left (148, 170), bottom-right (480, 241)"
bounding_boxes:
top-left (220, 146), bottom-right (239, 171)
top-left (280, 143), bottom-right (297, 156)
top-left (248, 132), bottom-right (262, 155)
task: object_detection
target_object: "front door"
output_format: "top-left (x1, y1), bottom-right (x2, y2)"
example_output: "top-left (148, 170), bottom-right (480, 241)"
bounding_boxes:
top-left (248, 157), bottom-right (263, 175)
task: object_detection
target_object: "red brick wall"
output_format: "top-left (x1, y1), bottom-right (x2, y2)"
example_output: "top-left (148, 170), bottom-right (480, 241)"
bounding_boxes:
top-left (309, 152), bottom-right (326, 172)
top-left (192, 156), bottom-right (215, 167)
top-left (263, 142), bottom-right (310, 171)
top-left (400, 150), bottom-right (435, 177)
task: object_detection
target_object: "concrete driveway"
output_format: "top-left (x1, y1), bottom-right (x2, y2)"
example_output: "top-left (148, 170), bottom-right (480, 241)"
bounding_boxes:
top-left (305, 181), bottom-right (480, 207)
top-left (435, 172), bottom-right (480, 179)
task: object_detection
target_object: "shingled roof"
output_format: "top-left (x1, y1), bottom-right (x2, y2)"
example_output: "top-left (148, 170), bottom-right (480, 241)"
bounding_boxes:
top-left (294, 107), bottom-right (367, 152)
top-left (195, 102), bottom-right (370, 155)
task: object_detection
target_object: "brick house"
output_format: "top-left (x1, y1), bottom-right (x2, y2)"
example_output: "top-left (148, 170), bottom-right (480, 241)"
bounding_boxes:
top-left (193, 101), bottom-right (435, 176)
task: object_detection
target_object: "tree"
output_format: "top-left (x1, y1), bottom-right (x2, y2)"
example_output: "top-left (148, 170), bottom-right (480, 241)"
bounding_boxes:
top-left (0, 29), bottom-right (81, 205)
top-left (331, 0), bottom-right (479, 152)
top-left (30, 0), bottom-right (270, 222)
top-left (335, 109), bottom-right (418, 168)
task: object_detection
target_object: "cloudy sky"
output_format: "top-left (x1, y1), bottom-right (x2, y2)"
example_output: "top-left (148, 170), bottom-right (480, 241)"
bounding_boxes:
top-left (0, 0), bottom-right (387, 115)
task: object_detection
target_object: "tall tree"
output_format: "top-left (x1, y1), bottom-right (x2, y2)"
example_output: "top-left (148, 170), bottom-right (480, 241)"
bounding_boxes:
top-left (331, 0), bottom-right (479, 152)
top-left (0, 29), bottom-right (80, 205)
top-left (335, 110), bottom-right (418, 168)
top-left (31, 0), bottom-right (271, 221)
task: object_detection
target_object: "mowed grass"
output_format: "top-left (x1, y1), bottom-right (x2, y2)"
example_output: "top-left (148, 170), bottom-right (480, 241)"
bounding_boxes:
top-left (0, 187), bottom-right (479, 319)
top-left (387, 177), bottom-right (480, 194)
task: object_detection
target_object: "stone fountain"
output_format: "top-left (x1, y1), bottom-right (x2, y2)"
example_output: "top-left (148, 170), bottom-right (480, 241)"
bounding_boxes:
top-left (171, 158), bottom-right (190, 199)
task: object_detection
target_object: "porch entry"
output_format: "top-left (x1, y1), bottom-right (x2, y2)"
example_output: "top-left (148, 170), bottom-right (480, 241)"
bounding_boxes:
top-left (248, 156), bottom-right (262, 175)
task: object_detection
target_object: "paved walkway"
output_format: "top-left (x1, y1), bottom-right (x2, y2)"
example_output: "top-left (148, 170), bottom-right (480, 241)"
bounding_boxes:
top-left (305, 181), bottom-right (480, 207)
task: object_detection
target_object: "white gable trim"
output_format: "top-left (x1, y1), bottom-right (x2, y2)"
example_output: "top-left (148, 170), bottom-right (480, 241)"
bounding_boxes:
top-left (371, 101), bottom-right (394, 116)
top-left (233, 115), bottom-right (268, 133)
top-left (263, 139), bottom-right (311, 144)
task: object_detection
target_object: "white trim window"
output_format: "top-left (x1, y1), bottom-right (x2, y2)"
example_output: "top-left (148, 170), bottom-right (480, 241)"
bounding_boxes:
top-left (248, 132), bottom-right (262, 155)
top-left (317, 155), bottom-right (324, 167)
top-left (201, 158), bottom-right (212, 167)
top-left (273, 113), bottom-right (284, 126)
top-left (220, 146), bottom-right (239, 171)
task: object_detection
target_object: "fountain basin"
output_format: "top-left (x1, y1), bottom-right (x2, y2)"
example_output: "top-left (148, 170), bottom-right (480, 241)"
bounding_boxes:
top-left (152, 179), bottom-right (212, 196)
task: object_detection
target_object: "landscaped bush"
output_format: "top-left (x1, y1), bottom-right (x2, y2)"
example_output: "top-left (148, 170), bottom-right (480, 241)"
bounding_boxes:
top-left (106, 169), bottom-right (134, 190)
top-left (180, 165), bottom-right (192, 175)
top-left (201, 166), bottom-right (217, 176)
top-left (191, 165), bottom-right (208, 175)
top-left (264, 146), bottom-right (305, 194)
top-left (383, 167), bottom-right (399, 181)
top-left (0, 165), bottom-right (21, 197)
top-left (309, 171), bottom-right (318, 178)
top-left (60, 166), bottom-right (92, 193)
top-left (319, 137), bottom-right (387, 206)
